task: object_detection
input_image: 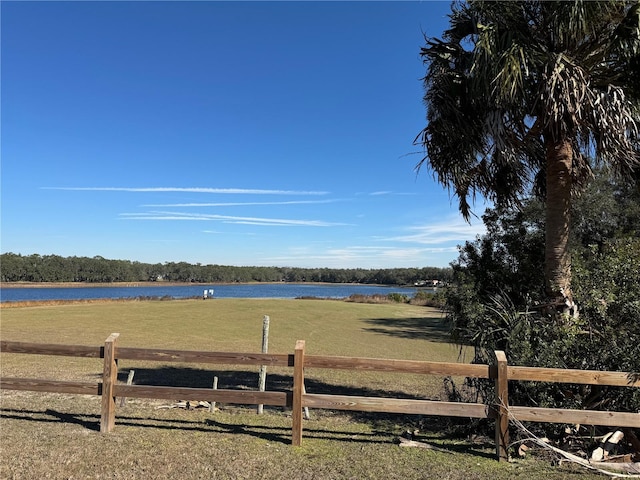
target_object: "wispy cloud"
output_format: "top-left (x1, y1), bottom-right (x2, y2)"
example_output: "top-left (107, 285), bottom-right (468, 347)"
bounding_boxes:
top-left (120, 211), bottom-right (347, 227)
top-left (325, 245), bottom-right (458, 258)
top-left (263, 245), bottom-right (458, 268)
top-left (364, 191), bottom-right (417, 196)
top-left (141, 199), bottom-right (339, 207)
top-left (383, 218), bottom-right (485, 245)
top-left (43, 187), bottom-right (329, 195)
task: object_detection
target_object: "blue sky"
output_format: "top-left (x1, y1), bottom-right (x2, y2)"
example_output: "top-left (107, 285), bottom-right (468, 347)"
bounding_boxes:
top-left (1, 1), bottom-right (486, 269)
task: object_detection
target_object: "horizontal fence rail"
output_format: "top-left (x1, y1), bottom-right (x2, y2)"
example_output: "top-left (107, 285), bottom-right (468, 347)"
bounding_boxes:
top-left (1, 340), bottom-right (103, 358)
top-left (508, 406), bottom-right (640, 429)
top-left (302, 393), bottom-right (492, 418)
top-left (304, 355), bottom-right (492, 378)
top-left (114, 384), bottom-right (290, 406)
top-left (508, 365), bottom-right (640, 387)
top-left (117, 347), bottom-right (293, 367)
top-left (1, 335), bottom-right (638, 461)
top-left (1, 378), bottom-right (101, 395)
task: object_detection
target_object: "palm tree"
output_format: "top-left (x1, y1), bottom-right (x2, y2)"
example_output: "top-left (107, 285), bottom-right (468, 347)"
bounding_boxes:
top-left (417, 0), bottom-right (640, 316)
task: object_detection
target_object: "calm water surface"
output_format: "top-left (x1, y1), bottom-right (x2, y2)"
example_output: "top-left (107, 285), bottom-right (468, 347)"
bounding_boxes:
top-left (0, 283), bottom-right (421, 303)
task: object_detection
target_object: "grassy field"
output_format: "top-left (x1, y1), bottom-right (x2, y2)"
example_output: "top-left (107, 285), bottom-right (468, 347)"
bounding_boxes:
top-left (0, 298), bottom-right (598, 479)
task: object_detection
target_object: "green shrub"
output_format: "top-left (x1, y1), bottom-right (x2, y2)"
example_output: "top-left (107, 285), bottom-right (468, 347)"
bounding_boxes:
top-left (387, 293), bottom-right (409, 303)
top-left (443, 175), bottom-right (640, 436)
top-left (410, 290), bottom-right (446, 308)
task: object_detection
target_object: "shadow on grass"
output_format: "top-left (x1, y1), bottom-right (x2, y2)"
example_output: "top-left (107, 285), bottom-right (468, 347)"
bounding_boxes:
top-left (362, 315), bottom-right (453, 343)
top-left (0, 408), bottom-right (495, 459)
top-left (118, 366), bottom-right (433, 401)
top-left (1, 364), bottom-right (493, 458)
top-left (117, 366), bottom-right (490, 449)
top-left (0, 409), bottom-right (100, 431)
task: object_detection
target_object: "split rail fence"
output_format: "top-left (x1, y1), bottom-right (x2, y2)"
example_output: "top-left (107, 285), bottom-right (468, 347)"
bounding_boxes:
top-left (1, 334), bottom-right (639, 461)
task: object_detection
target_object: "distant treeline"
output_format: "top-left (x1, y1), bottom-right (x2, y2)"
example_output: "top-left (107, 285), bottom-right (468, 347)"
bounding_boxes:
top-left (0, 253), bottom-right (452, 286)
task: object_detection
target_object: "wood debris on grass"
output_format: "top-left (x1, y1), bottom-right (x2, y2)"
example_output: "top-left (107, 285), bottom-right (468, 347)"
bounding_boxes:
top-left (509, 413), bottom-right (640, 478)
top-left (156, 400), bottom-right (217, 410)
top-left (397, 437), bottom-right (452, 452)
top-left (396, 430), bottom-right (452, 453)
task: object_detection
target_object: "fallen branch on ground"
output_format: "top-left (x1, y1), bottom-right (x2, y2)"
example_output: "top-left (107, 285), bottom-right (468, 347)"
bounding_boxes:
top-left (508, 412), bottom-right (640, 478)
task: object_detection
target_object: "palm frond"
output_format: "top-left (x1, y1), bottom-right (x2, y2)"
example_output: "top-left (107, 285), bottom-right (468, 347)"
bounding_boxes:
top-left (417, 0), bottom-right (640, 217)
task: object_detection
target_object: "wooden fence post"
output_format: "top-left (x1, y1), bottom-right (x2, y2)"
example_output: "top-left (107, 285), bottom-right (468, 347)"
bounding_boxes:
top-left (100, 333), bottom-right (120, 433)
top-left (119, 369), bottom-right (135, 407)
top-left (209, 376), bottom-right (219, 412)
top-left (257, 315), bottom-right (270, 414)
top-left (292, 340), bottom-right (305, 446)
top-left (494, 350), bottom-right (509, 461)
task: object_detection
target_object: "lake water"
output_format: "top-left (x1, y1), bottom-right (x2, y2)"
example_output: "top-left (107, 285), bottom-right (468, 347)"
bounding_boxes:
top-left (0, 283), bottom-right (422, 303)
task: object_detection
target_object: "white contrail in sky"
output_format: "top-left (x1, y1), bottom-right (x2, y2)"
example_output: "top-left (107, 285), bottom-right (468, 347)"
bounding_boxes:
top-left (383, 219), bottom-right (485, 244)
top-left (119, 211), bottom-right (346, 227)
top-left (43, 187), bottom-right (329, 195)
top-left (141, 199), bottom-right (339, 207)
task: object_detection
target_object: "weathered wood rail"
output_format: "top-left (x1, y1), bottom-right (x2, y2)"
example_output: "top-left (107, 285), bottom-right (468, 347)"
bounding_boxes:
top-left (1, 334), bottom-right (638, 461)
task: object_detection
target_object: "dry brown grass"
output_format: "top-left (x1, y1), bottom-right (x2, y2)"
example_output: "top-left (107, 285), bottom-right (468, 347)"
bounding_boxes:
top-left (0, 297), bottom-right (176, 309)
top-left (0, 299), bottom-right (600, 479)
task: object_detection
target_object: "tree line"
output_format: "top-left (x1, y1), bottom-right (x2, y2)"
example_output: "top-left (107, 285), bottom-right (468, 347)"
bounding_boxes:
top-left (0, 253), bottom-right (452, 286)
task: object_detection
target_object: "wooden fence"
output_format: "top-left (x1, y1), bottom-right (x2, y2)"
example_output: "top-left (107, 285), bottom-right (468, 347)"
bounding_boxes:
top-left (1, 334), bottom-right (639, 461)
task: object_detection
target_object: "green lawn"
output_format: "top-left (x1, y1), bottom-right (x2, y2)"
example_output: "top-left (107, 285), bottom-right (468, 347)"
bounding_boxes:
top-left (0, 299), bottom-right (599, 479)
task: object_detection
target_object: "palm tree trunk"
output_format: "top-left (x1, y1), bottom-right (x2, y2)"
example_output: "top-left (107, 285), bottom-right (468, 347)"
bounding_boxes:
top-left (544, 137), bottom-right (576, 316)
